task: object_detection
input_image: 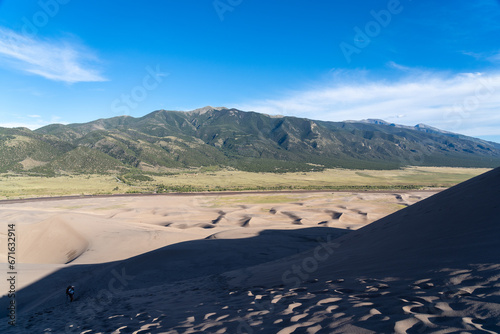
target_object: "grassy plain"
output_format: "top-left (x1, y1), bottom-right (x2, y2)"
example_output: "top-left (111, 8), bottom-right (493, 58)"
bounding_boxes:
top-left (0, 167), bottom-right (491, 199)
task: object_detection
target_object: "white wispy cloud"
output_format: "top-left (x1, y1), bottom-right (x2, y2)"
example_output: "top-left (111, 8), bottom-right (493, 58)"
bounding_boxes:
top-left (488, 51), bottom-right (500, 63)
top-left (462, 50), bottom-right (500, 64)
top-left (0, 121), bottom-right (48, 130)
top-left (0, 112), bottom-right (68, 130)
top-left (0, 27), bottom-right (106, 83)
top-left (236, 70), bottom-right (500, 139)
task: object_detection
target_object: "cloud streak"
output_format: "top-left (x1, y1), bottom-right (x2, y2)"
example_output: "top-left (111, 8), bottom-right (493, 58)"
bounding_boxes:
top-left (237, 70), bottom-right (500, 139)
top-left (0, 27), bottom-right (106, 83)
top-left (0, 113), bottom-right (66, 130)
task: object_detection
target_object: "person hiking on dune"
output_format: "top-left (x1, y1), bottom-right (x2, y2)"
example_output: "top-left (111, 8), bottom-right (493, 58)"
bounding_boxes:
top-left (66, 285), bottom-right (75, 302)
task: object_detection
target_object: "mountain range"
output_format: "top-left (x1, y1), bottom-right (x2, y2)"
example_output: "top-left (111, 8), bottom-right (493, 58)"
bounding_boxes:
top-left (1, 106), bottom-right (500, 175)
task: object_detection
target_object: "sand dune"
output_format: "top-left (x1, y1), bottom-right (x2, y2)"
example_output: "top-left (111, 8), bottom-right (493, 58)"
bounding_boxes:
top-left (1, 191), bottom-right (426, 264)
top-left (18, 216), bottom-right (89, 264)
top-left (228, 169), bottom-right (500, 285)
top-left (2, 174), bottom-right (499, 334)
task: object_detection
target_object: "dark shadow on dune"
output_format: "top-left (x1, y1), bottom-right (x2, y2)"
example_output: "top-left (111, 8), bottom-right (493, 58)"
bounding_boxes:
top-left (0, 226), bottom-right (349, 319)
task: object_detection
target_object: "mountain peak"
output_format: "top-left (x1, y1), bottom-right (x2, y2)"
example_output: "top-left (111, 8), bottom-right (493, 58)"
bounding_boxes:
top-left (360, 119), bottom-right (392, 125)
top-left (188, 106), bottom-right (228, 115)
top-left (414, 123), bottom-right (453, 134)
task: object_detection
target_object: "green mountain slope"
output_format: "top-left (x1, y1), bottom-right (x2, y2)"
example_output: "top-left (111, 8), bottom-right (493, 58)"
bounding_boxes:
top-left (0, 127), bottom-right (74, 173)
top-left (32, 146), bottom-right (126, 174)
top-left (1, 107), bottom-right (498, 175)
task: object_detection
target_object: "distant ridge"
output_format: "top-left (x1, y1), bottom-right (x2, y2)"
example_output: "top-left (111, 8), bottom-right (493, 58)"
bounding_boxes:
top-left (1, 107), bottom-right (500, 174)
top-left (353, 118), bottom-right (457, 135)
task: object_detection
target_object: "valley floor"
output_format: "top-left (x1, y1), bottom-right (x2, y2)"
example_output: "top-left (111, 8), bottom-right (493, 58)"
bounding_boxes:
top-left (0, 166), bottom-right (490, 199)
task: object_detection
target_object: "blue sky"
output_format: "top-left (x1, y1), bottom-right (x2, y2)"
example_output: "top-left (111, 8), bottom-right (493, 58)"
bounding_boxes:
top-left (0, 0), bottom-right (499, 142)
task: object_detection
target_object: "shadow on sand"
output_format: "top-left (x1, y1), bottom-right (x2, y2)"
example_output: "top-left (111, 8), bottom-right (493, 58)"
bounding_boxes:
top-left (0, 227), bottom-right (348, 326)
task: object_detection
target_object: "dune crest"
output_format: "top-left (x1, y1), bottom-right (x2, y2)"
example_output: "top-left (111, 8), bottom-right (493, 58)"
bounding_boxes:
top-left (18, 216), bottom-right (89, 264)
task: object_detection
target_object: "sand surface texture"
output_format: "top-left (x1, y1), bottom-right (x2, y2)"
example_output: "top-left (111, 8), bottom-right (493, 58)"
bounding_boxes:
top-left (0, 172), bottom-right (498, 333)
